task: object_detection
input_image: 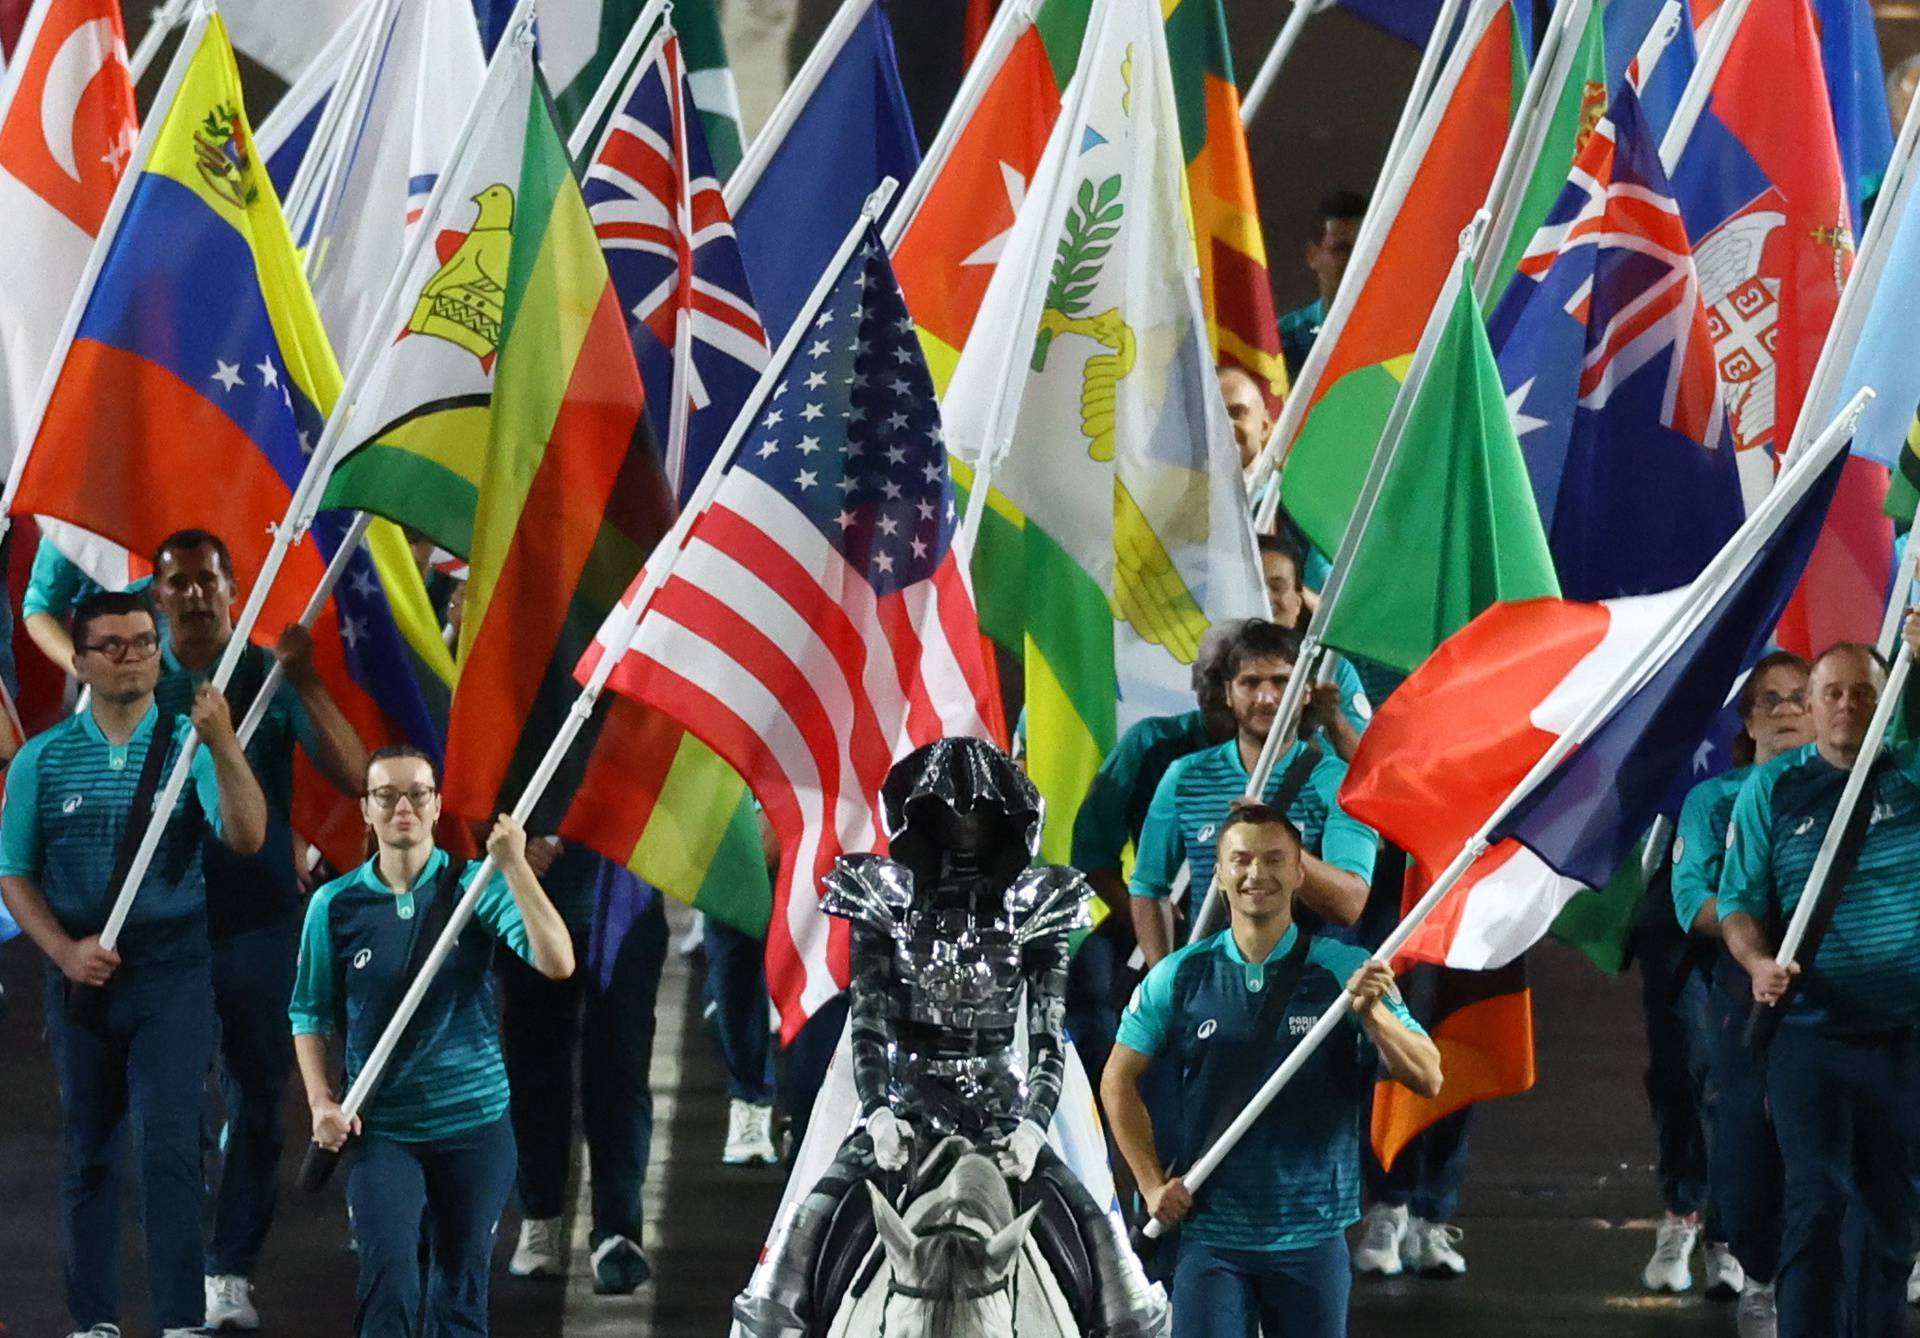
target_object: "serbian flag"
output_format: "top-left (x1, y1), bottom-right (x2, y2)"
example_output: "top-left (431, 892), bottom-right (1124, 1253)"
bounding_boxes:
top-left (6, 12), bottom-right (443, 867)
top-left (1341, 440), bottom-right (1847, 968)
top-left (1671, 0), bottom-right (1884, 654)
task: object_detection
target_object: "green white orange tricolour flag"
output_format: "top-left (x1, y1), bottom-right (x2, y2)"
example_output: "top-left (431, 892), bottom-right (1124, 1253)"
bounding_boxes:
top-left (943, 0), bottom-right (1264, 862)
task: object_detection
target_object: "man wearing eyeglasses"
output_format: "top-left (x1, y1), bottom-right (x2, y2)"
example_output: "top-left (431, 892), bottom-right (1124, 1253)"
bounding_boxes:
top-left (0, 589), bottom-right (268, 1338)
top-left (144, 528), bottom-right (367, 1331)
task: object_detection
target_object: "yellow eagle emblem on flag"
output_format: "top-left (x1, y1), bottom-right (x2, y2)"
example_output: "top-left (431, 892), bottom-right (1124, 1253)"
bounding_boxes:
top-left (408, 184), bottom-right (515, 365)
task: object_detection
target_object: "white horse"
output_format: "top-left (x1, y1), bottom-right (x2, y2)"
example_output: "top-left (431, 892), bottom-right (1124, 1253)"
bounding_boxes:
top-left (822, 1146), bottom-right (1080, 1338)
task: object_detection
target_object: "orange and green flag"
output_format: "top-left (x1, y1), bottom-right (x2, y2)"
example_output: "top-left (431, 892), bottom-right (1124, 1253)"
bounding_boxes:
top-left (1279, 0), bottom-right (1526, 559)
top-left (1165, 0), bottom-right (1287, 404)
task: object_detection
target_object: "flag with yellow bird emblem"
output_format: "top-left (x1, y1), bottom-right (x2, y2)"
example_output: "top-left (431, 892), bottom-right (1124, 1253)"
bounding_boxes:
top-left (942, 0), bottom-right (1263, 861)
top-left (312, 33), bottom-right (537, 559)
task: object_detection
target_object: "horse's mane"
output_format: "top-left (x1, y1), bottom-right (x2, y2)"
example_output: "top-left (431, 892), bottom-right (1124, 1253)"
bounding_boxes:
top-left (913, 1226), bottom-right (995, 1338)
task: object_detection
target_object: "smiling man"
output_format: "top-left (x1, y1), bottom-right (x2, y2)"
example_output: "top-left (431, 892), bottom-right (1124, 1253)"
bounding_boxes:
top-left (1128, 619), bottom-right (1378, 967)
top-left (1718, 624), bottom-right (1920, 1338)
top-left (1103, 805), bottom-right (1439, 1338)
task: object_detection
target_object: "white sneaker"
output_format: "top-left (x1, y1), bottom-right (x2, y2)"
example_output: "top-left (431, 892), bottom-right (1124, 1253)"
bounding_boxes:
top-left (1736, 1280), bottom-right (1777, 1338)
top-left (1351, 1202), bottom-right (1408, 1276)
top-left (509, 1215), bottom-right (565, 1278)
top-left (1703, 1241), bottom-right (1745, 1299)
top-left (1402, 1216), bottom-right (1467, 1277)
top-left (204, 1274), bottom-right (259, 1331)
top-left (65, 1327), bottom-right (121, 1338)
top-left (1907, 1256), bottom-right (1920, 1306)
top-left (724, 1098), bottom-right (780, 1165)
top-left (1642, 1212), bottom-right (1699, 1292)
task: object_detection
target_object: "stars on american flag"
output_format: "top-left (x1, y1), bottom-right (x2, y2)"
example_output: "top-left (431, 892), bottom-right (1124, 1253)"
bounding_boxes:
top-left (736, 232), bottom-right (955, 596)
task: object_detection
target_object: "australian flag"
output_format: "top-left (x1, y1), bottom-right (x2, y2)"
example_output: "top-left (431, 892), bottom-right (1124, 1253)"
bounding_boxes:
top-left (583, 27), bottom-right (769, 504)
top-left (1489, 85), bottom-right (1744, 602)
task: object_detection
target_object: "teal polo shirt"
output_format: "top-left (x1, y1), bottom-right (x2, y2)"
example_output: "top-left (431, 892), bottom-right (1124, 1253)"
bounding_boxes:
top-left (21, 538), bottom-right (149, 620)
top-left (290, 848), bottom-right (533, 1141)
top-left (1118, 924), bottom-right (1424, 1250)
top-left (1671, 766), bottom-right (1751, 934)
top-left (1129, 737), bottom-right (1378, 903)
top-left (0, 705), bottom-right (224, 964)
top-left (1071, 710), bottom-right (1213, 874)
top-left (1279, 298), bottom-right (1327, 380)
top-left (1718, 742), bottom-right (1920, 1033)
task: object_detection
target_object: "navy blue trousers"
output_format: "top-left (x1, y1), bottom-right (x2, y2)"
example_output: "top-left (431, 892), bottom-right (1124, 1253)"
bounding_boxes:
top-left (1637, 920), bottom-right (1717, 1229)
top-left (703, 917), bottom-right (775, 1104)
top-left (44, 958), bottom-right (214, 1332)
top-left (345, 1114), bottom-right (517, 1338)
top-left (499, 886), bottom-right (665, 1239)
top-left (207, 917), bottom-right (300, 1276)
top-left (1767, 1025), bottom-right (1918, 1338)
top-left (1705, 954), bottom-right (1783, 1283)
top-left (1363, 1105), bottom-right (1472, 1222)
top-left (1171, 1237), bottom-right (1351, 1338)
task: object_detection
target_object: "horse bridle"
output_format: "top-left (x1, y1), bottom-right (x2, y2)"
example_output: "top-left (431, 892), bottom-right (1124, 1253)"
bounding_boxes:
top-left (881, 1222), bottom-right (1018, 1306)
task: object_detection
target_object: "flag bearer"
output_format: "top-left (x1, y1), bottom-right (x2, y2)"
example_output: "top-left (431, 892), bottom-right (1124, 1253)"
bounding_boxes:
top-left (1128, 619), bottom-right (1378, 968)
top-left (1720, 629), bottom-right (1920, 1338)
top-left (1669, 651), bottom-right (1813, 1333)
top-left (147, 528), bottom-right (368, 1330)
top-left (291, 746), bottom-right (574, 1338)
top-left (0, 590), bottom-right (268, 1338)
top-left (1102, 805), bottom-right (1441, 1338)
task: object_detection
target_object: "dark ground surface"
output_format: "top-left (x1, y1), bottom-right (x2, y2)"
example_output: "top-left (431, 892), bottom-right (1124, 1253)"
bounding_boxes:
top-left (1, 925), bottom-right (1914, 1338)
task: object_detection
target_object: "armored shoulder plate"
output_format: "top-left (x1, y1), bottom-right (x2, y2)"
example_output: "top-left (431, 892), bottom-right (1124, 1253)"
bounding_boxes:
top-left (1006, 865), bottom-right (1094, 948)
top-left (820, 854), bottom-right (914, 935)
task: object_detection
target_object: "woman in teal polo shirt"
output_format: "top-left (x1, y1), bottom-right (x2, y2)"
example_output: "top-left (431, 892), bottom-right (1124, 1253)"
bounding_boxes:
top-left (290, 745), bottom-right (574, 1336)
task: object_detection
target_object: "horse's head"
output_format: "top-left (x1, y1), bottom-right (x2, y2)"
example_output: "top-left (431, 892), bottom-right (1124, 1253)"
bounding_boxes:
top-left (865, 1154), bottom-right (1039, 1338)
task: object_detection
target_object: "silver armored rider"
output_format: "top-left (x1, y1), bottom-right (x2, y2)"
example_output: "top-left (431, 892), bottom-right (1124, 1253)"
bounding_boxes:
top-left (734, 738), bottom-right (1167, 1338)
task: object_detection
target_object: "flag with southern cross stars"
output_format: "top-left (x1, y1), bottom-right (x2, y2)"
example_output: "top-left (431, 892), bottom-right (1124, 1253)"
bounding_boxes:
top-left (7, 11), bottom-right (449, 868)
top-left (578, 222), bottom-right (1004, 1040)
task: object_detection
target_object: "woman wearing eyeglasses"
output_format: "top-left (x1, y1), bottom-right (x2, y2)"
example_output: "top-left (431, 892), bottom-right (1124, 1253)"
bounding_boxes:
top-left (288, 744), bottom-right (573, 1337)
top-left (1642, 651), bottom-right (1812, 1325)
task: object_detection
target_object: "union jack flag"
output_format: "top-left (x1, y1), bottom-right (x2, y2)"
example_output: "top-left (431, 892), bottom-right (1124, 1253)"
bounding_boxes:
top-left (577, 226), bottom-right (1002, 1038)
top-left (1489, 85), bottom-right (1744, 602)
top-left (582, 26), bottom-right (768, 503)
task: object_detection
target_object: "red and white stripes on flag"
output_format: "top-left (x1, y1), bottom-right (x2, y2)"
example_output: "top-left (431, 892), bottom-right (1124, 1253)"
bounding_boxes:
top-left (582, 476), bottom-right (996, 1034)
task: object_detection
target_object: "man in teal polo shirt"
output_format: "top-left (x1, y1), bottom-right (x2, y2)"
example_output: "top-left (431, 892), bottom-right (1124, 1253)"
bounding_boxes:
top-left (1102, 805), bottom-right (1440, 1337)
top-left (1278, 191), bottom-right (1366, 379)
top-left (1719, 632), bottom-right (1920, 1338)
top-left (1128, 619), bottom-right (1378, 966)
top-left (0, 590), bottom-right (267, 1338)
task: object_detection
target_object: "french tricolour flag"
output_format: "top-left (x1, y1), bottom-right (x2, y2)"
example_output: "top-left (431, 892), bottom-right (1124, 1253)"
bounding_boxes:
top-left (1342, 439), bottom-right (1849, 968)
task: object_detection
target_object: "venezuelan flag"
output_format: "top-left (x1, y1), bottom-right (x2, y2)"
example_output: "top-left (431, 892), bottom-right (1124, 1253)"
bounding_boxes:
top-left (9, 11), bottom-right (447, 866)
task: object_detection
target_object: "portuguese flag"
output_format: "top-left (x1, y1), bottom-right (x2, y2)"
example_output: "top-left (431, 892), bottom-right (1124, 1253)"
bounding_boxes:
top-left (434, 72), bottom-right (676, 844)
top-left (1280, 0), bottom-right (1525, 560)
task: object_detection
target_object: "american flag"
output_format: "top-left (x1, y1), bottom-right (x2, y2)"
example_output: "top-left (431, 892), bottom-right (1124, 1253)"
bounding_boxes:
top-left (583, 27), bottom-right (768, 503)
top-left (578, 224), bottom-right (1002, 1036)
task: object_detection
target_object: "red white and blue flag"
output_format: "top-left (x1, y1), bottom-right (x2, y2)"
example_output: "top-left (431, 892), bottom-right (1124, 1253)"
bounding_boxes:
top-left (1669, 0), bottom-right (1885, 654)
top-left (1491, 85), bottom-right (1743, 601)
top-left (1342, 441), bottom-right (1848, 969)
top-left (583, 25), bottom-right (767, 503)
top-left (580, 225), bottom-right (1001, 1037)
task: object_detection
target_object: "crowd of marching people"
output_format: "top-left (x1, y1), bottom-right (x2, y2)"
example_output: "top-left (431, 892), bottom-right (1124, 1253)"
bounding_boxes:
top-left (1, 187), bottom-right (1918, 1338)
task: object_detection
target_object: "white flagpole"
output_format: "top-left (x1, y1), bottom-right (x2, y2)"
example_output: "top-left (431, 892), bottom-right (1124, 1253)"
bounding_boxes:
top-left (1471, 0), bottom-right (1598, 302)
top-left (722, 0), bottom-right (876, 214)
top-left (1242, 0), bottom-right (1506, 524)
top-left (1657, 0), bottom-right (1752, 176)
top-left (950, 0), bottom-right (1111, 568)
top-left (253, 0), bottom-right (378, 165)
top-left (661, 24), bottom-right (699, 490)
top-left (300, 181), bottom-right (900, 1187)
top-left (1878, 496), bottom-right (1920, 659)
top-left (881, 0), bottom-right (1034, 250)
top-left (1146, 387), bottom-right (1876, 1236)
top-left (1373, 0), bottom-right (1467, 192)
top-left (1237, 0), bottom-right (1329, 129)
top-left (563, 0), bottom-right (672, 163)
top-left (283, 0), bottom-right (394, 249)
top-left (1187, 222), bottom-right (1482, 944)
top-left (127, 0), bottom-right (192, 83)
